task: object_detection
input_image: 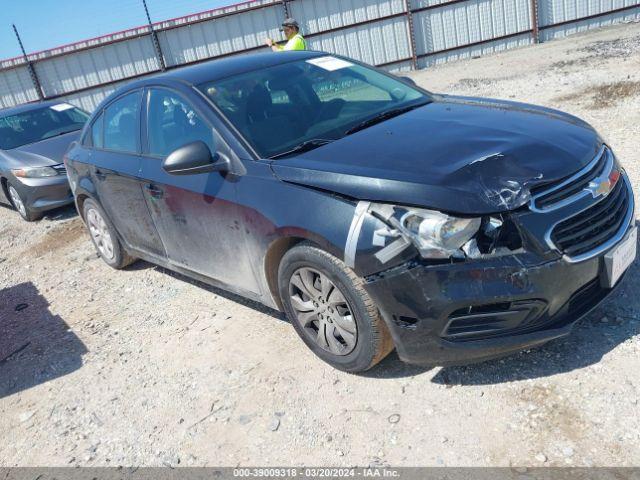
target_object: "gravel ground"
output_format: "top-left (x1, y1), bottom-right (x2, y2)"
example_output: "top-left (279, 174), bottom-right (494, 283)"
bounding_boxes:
top-left (1, 21), bottom-right (640, 467)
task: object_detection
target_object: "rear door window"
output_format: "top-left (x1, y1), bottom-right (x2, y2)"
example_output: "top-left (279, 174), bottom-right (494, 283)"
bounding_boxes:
top-left (104, 91), bottom-right (142, 153)
top-left (89, 112), bottom-right (104, 148)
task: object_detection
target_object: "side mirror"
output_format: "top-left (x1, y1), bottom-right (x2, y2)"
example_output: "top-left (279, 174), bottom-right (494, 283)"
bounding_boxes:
top-left (398, 76), bottom-right (417, 87)
top-left (162, 141), bottom-right (229, 176)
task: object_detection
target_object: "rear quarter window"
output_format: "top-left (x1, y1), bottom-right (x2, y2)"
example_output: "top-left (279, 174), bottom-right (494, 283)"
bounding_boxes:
top-left (84, 112), bottom-right (104, 149)
top-left (103, 91), bottom-right (142, 153)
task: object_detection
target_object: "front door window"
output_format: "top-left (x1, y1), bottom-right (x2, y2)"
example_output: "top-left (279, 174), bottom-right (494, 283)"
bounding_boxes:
top-left (146, 89), bottom-right (215, 157)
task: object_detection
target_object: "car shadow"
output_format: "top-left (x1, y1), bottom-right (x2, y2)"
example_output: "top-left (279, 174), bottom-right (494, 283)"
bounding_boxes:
top-left (125, 228), bottom-right (639, 383)
top-left (0, 282), bottom-right (87, 399)
top-left (126, 260), bottom-right (287, 322)
top-left (362, 351), bottom-right (434, 379)
top-left (128, 259), bottom-right (433, 377)
top-left (0, 200), bottom-right (77, 222)
top-left (41, 204), bottom-right (78, 221)
top-left (431, 240), bottom-right (640, 386)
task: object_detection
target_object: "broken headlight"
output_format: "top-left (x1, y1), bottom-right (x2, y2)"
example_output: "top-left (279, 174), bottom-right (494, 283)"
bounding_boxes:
top-left (399, 208), bottom-right (481, 259)
top-left (369, 204), bottom-right (522, 261)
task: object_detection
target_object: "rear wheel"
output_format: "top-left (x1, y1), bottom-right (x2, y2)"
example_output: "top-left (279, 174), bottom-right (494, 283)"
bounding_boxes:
top-left (278, 243), bottom-right (394, 373)
top-left (7, 183), bottom-right (42, 222)
top-left (82, 198), bottom-right (134, 269)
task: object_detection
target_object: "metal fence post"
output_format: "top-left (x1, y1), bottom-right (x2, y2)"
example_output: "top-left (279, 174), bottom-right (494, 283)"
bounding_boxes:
top-left (142, 0), bottom-right (167, 71)
top-left (530, 0), bottom-right (540, 43)
top-left (281, 0), bottom-right (290, 18)
top-left (404, 0), bottom-right (419, 70)
top-left (12, 24), bottom-right (45, 101)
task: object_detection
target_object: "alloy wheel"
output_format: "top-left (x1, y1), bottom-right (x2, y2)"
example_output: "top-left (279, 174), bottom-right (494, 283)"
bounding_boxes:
top-left (288, 267), bottom-right (358, 355)
top-left (8, 186), bottom-right (27, 218)
top-left (86, 208), bottom-right (115, 260)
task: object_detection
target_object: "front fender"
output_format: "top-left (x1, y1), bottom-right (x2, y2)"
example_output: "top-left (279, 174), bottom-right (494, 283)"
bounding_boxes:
top-left (237, 162), bottom-right (419, 283)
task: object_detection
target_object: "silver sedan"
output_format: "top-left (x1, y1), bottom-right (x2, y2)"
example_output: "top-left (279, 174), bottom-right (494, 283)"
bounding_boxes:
top-left (0, 101), bottom-right (88, 221)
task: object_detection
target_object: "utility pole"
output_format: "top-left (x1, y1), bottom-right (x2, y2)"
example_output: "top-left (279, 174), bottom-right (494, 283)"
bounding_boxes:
top-left (12, 24), bottom-right (45, 101)
top-left (530, 0), bottom-right (540, 43)
top-left (142, 0), bottom-right (166, 71)
top-left (404, 0), bottom-right (418, 70)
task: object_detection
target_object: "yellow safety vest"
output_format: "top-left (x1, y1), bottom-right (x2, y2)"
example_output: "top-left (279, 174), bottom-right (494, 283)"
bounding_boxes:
top-left (275, 33), bottom-right (307, 51)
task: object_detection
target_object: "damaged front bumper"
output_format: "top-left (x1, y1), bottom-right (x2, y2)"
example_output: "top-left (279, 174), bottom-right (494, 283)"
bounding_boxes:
top-left (363, 250), bottom-right (622, 365)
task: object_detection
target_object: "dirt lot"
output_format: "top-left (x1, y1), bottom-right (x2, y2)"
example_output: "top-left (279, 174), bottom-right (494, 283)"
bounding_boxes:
top-left (1, 22), bottom-right (640, 467)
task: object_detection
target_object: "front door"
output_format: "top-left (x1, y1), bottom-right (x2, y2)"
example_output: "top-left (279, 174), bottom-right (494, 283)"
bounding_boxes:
top-left (139, 87), bottom-right (259, 294)
top-left (90, 90), bottom-right (165, 259)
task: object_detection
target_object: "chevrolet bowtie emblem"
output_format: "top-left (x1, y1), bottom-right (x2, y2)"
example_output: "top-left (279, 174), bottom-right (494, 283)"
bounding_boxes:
top-left (587, 170), bottom-right (620, 198)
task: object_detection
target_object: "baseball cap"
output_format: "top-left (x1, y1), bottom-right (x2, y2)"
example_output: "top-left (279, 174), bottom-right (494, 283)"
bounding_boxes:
top-left (280, 18), bottom-right (300, 30)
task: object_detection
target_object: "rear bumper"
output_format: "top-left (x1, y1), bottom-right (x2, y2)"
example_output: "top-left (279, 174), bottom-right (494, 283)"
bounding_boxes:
top-left (9, 174), bottom-right (73, 212)
top-left (364, 247), bottom-right (623, 366)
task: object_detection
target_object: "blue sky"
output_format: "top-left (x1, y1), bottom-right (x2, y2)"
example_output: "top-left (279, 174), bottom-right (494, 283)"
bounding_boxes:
top-left (0, 0), bottom-right (234, 60)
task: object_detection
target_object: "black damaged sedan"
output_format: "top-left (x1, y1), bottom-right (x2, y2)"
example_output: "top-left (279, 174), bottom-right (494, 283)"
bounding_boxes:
top-left (65, 51), bottom-right (636, 372)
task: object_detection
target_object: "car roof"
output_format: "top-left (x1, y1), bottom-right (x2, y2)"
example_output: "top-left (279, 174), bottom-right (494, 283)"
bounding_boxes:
top-left (163, 50), bottom-right (325, 85)
top-left (114, 50), bottom-right (326, 94)
top-left (0, 100), bottom-right (76, 117)
top-left (91, 50), bottom-right (330, 114)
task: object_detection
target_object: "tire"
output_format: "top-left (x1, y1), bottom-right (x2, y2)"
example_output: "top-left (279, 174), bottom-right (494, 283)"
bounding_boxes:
top-left (278, 243), bottom-right (394, 373)
top-left (7, 183), bottom-right (42, 222)
top-left (82, 198), bottom-right (135, 269)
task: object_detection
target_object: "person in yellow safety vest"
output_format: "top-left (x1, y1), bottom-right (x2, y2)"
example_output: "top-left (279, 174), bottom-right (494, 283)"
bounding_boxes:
top-left (265, 18), bottom-right (307, 51)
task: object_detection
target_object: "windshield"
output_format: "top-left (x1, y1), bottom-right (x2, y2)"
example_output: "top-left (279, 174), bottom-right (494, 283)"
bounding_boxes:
top-left (0, 104), bottom-right (89, 150)
top-left (198, 56), bottom-right (430, 158)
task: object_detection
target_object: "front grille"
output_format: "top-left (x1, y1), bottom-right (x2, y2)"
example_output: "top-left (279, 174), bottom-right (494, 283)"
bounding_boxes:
top-left (550, 176), bottom-right (629, 258)
top-left (531, 147), bottom-right (609, 210)
top-left (52, 164), bottom-right (67, 175)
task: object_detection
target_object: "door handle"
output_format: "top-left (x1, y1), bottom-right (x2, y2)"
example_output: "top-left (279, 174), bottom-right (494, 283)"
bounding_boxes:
top-left (94, 169), bottom-right (107, 181)
top-left (145, 183), bottom-right (164, 199)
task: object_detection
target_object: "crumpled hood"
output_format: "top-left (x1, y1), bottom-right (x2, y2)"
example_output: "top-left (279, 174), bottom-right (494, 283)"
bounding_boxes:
top-left (270, 95), bottom-right (602, 214)
top-left (3, 131), bottom-right (80, 168)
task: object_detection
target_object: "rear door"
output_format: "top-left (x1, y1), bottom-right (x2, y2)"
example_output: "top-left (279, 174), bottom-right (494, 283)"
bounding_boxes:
top-left (90, 90), bottom-right (165, 259)
top-left (138, 86), bottom-right (260, 293)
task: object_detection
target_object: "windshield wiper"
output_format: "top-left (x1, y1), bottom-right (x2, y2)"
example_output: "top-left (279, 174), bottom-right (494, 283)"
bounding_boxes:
top-left (269, 138), bottom-right (334, 160)
top-left (344, 100), bottom-right (432, 136)
top-left (40, 127), bottom-right (81, 142)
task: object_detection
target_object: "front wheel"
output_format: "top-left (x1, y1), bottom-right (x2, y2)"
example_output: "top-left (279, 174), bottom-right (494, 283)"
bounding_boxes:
top-left (82, 198), bottom-right (134, 269)
top-left (7, 183), bottom-right (42, 222)
top-left (278, 243), bottom-right (394, 373)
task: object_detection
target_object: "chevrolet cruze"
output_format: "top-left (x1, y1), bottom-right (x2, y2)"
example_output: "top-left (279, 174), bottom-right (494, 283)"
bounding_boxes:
top-left (65, 51), bottom-right (636, 372)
